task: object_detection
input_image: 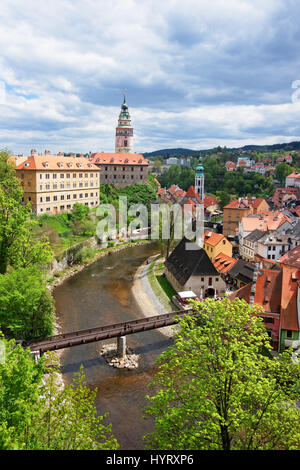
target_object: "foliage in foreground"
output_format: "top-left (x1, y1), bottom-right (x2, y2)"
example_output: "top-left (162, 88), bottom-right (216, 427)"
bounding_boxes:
top-left (143, 298), bottom-right (300, 450)
top-left (0, 339), bottom-right (118, 450)
top-left (0, 267), bottom-right (55, 340)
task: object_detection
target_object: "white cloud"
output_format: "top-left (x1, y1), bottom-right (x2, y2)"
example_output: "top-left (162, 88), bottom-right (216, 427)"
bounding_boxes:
top-left (0, 0), bottom-right (299, 153)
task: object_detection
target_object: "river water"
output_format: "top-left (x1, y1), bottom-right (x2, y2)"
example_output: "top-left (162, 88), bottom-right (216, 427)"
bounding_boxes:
top-left (54, 243), bottom-right (173, 450)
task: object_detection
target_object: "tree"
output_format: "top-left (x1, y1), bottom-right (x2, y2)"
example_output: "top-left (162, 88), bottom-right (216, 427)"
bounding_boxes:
top-left (275, 162), bottom-right (294, 185)
top-left (143, 298), bottom-right (300, 450)
top-left (0, 150), bottom-right (53, 274)
top-left (0, 339), bottom-right (119, 450)
top-left (70, 202), bottom-right (90, 221)
top-left (0, 267), bottom-right (55, 340)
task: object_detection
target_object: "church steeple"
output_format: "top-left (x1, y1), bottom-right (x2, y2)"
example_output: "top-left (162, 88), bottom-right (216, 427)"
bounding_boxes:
top-left (195, 154), bottom-right (204, 201)
top-left (115, 94), bottom-right (133, 153)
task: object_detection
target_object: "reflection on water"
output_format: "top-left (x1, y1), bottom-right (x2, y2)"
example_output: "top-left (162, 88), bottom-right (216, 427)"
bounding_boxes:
top-left (54, 243), bottom-right (172, 450)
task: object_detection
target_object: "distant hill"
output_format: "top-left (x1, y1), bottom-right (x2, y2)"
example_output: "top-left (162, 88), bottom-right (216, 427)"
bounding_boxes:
top-left (143, 141), bottom-right (300, 158)
top-left (143, 148), bottom-right (199, 158)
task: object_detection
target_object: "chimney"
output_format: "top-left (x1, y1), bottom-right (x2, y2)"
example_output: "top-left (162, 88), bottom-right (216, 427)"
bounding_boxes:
top-left (30, 149), bottom-right (37, 156)
top-left (44, 150), bottom-right (51, 155)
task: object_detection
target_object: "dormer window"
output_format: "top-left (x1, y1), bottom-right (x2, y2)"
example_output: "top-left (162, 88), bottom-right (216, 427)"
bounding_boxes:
top-left (125, 158), bottom-right (129, 163)
top-left (69, 162), bottom-right (73, 168)
top-left (97, 158), bottom-right (100, 163)
top-left (24, 162), bottom-right (29, 168)
top-left (58, 162), bottom-right (63, 168)
top-left (110, 158), bottom-right (114, 163)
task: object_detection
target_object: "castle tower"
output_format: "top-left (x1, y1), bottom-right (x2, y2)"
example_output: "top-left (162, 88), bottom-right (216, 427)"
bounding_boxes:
top-left (115, 95), bottom-right (133, 153)
top-left (195, 154), bottom-right (204, 201)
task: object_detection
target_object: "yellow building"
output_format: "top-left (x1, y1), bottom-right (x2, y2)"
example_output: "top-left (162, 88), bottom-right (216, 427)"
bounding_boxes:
top-left (15, 155), bottom-right (100, 215)
top-left (203, 230), bottom-right (233, 260)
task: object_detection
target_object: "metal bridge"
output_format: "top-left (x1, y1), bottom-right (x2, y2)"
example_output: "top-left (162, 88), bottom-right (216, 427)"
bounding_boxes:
top-left (27, 309), bottom-right (195, 356)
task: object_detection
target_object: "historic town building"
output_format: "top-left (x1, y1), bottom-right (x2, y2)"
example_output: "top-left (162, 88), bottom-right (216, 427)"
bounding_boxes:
top-left (164, 237), bottom-right (226, 299)
top-left (115, 95), bottom-right (133, 153)
top-left (90, 96), bottom-right (149, 188)
top-left (15, 155), bottom-right (100, 215)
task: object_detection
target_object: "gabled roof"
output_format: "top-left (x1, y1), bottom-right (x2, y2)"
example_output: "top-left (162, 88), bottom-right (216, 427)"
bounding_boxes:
top-left (229, 268), bottom-right (282, 314)
top-left (185, 186), bottom-right (202, 203)
top-left (212, 252), bottom-right (237, 273)
top-left (244, 229), bottom-right (265, 242)
top-left (279, 244), bottom-right (300, 269)
top-left (280, 265), bottom-right (300, 331)
top-left (227, 259), bottom-right (256, 284)
top-left (203, 230), bottom-right (226, 247)
top-left (165, 237), bottom-right (219, 286)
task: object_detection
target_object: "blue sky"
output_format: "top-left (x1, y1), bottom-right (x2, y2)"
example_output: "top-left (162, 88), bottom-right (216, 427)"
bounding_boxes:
top-left (1, 0), bottom-right (300, 154)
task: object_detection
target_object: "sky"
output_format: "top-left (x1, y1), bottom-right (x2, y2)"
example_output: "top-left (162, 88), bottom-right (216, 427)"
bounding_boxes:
top-left (1, 0), bottom-right (300, 155)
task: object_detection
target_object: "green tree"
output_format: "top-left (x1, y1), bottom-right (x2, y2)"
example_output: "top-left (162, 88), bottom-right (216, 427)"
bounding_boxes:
top-left (0, 340), bottom-right (119, 450)
top-left (70, 202), bottom-right (90, 221)
top-left (0, 150), bottom-right (53, 274)
top-left (0, 267), bottom-right (55, 340)
top-left (143, 298), bottom-right (300, 450)
top-left (275, 162), bottom-right (294, 185)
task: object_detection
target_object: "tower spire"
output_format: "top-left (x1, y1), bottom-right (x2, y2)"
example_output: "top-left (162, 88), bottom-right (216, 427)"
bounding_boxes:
top-left (195, 153), bottom-right (204, 201)
top-left (115, 93), bottom-right (133, 153)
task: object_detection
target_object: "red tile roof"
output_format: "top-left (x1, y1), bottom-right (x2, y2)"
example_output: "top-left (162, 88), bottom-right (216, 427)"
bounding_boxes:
top-left (15, 155), bottom-right (99, 171)
top-left (204, 196), bottom-right (218, 209)
top-left (90, 152), bottom-right (148, 166)
top-left (229, 268), bottom-right (282, 314)
top-left (212, 252), bottom-right (237, 273)
top-left (203, 230), bottom-right (226, 247)
top-left (185, 185), bottom-right (202, 203)
top-left (279, 245), bottom-right (300, 269)
top-left (280, 265), bottom-right (300, 331)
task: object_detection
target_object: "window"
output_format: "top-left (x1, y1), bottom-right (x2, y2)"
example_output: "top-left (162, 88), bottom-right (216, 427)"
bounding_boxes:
top-left (67, 194), bottom-right (71, 200)
top-left (45, 174), bottom-right (50, 179)
top-left (40, 197), bottom-right (43, 202)
top-left (46, 196), bottom-right (50, 202)
top-left (85, 193), bottom-right (88, 198)
top-left (46, 184), bottom-right (50, 190)
top-left (73, 194), bottom-right (77, 199)
top-left (40, 174), bottom-right (43, 179)
top-left (60, 173), bottom-right (64, 178)
top-left (66, 173), bottom-right (70, 178)
top-left (286, 330), bottom-right (293, 338)
top-left (61, 195), bottom-right (64, 200)
top-left (53, 196), bottom-right (57, 201)
top-left (79, 193), bottom-right (83, 198)
top-left (73, 173), bottom-right (76, 178)
top-left (79, 173), bottom-right (83, 178)
top-left (60, 184), bottom-right (64, 189)
top-left (53, 174), bottom-right (57, 179)
top-left (85, 174), bottom-right (88, 178)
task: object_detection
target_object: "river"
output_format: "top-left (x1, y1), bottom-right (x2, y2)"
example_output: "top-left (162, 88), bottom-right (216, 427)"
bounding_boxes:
top-left (54, 242), bottom-right (173, 450)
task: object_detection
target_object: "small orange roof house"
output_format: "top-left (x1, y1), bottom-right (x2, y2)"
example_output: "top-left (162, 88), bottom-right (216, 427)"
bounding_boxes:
top-left (203, 230), bottom-right (233, 260)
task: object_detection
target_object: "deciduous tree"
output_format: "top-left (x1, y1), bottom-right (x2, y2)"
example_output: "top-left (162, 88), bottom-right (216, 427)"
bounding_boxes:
top-left (143, 298), bottom-right (300, 450)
